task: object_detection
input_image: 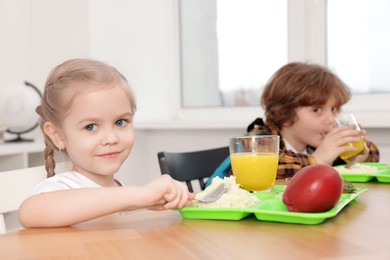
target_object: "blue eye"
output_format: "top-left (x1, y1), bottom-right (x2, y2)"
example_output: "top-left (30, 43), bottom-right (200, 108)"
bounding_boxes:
top-left (85, 124), bottom-right (97, 132)
top-left (115, 119), bottom-right (128, 127)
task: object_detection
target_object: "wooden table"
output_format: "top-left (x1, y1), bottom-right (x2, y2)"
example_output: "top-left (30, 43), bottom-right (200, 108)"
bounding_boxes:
top-left (0, 182), bottom-right (389, 259)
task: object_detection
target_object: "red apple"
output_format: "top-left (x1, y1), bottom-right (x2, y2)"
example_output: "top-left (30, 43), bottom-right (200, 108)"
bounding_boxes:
top-left (282, 164), bottom-right (343, 213)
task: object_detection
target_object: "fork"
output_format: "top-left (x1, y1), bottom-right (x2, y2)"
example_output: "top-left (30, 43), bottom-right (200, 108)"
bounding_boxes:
top-left (195, 183), bottom-right (227, 203)
top-left (119, 183), bottom-right (227, 215)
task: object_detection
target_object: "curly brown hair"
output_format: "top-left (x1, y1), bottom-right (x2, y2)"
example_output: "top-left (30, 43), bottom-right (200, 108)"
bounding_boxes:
top-left (36, 59), bottom-right (136, 177)
top-left (261, 62), bottom-right (351, 131)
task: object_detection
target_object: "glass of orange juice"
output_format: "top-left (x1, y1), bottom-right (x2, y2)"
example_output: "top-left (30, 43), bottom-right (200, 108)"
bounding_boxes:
top-left (229, 135), bottom-right (280, 192)
top-left (336, 114), bottom-right (365, 161)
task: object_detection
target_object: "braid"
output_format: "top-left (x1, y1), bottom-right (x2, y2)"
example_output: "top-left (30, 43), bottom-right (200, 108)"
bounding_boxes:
top-left (37, 104), bottom-right (59, 178)
top-left (44, 143), bottom-right (56, 178)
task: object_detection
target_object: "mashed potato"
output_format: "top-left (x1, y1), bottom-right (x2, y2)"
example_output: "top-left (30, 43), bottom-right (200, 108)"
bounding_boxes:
top-left (193, 176), bottom-right (259, 208)
top-left (336, 163), bottom-right (378, 174)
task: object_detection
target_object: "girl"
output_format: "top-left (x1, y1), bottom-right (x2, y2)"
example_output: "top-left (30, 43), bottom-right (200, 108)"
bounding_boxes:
top-left (19, 59), bottom-right (194, 228)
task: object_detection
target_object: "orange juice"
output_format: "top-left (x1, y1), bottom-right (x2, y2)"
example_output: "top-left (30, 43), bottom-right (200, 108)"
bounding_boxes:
top-left (230, 152), bottom-right (279, 191)
top-left (340, 138), bottom-right (365, 160)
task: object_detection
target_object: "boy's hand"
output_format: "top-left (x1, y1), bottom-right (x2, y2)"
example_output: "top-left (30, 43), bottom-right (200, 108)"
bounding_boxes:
top-left (343, 143), bottom-right (370, 164)
top-left (313, 127), bottom-right (364, 165)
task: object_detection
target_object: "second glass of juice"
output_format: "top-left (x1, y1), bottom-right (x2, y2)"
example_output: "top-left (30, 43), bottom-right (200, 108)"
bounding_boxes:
top-left (336, 114), bottom-right (365, 160)
top-left (229, 135), bottom-right (279, 192)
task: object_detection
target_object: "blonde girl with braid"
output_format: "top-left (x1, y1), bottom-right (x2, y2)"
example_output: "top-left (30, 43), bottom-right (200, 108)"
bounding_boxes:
top-left (19, 59), bottom-right (194, 228)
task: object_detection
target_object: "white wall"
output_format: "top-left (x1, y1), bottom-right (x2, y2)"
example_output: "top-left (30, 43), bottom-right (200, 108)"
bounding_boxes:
top-left (0, 0), bottom-right (389, 187)
top-left (88, 0), bottom-right (182, 121)
top-left (30, 0), bottom-right (90, 86)
top-left (0, 0), bottom-right (32, 88)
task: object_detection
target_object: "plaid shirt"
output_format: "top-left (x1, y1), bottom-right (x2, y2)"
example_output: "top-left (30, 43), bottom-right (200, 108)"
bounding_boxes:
top-left (247, 118), bottom-right (380, 179)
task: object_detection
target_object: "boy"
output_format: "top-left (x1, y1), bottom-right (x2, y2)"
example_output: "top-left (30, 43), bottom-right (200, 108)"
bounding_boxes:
top-left (208, 62), bottom-right (379, 183)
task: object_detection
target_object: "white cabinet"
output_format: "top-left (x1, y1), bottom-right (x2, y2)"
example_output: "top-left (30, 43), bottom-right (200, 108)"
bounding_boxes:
top-left (0, 140), bottom-right (45, 171)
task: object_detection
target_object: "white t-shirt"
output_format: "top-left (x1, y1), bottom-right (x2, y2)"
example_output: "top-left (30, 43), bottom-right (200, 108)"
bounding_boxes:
top-left (33, 171), bottom-right (122, 195)
top-left (283, 137), bottom-right (308, 155)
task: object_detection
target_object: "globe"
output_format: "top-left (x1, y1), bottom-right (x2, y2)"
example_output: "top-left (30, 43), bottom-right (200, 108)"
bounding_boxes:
top-left (0, 81), bottom-right (42, 142)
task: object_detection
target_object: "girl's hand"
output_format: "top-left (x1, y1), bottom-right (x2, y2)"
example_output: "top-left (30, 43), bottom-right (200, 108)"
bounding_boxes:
top-left (142, 175), bottom-right (195, 210)
top-left (313, 126), bottom-right (364, 165)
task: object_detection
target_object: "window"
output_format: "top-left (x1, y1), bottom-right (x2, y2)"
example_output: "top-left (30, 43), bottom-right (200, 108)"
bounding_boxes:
top-left (327, 0), bottom-right (390, 93)
top-left (180, 0), bottom-right (287, 107)
top-left (180, 0), bottom-right (390, 114)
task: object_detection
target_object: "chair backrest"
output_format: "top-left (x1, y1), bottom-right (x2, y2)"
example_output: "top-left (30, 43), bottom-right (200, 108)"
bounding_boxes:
top-left (0, 162), bottom-right (69, 234)
top-left (157, 147), bottom-right (229, 192)
top-left (0, 165), bottom-right (46, 234)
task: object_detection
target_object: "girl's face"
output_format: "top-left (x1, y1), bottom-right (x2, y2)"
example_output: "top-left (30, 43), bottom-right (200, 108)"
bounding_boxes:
top-left (280, 97), bottom-right (339, 153)
top-left (59, 84), bottom-right (134, 186)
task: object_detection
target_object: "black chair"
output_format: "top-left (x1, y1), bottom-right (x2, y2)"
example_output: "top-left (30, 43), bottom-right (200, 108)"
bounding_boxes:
top-left (157, 147), bottom-right (229, 192)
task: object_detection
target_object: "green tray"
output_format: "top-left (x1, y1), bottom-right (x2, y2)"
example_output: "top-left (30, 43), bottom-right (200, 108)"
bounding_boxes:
top-left (179, 185), bottom-right (367, 225)
top-left (334, 162), bottom-right (390, 183)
